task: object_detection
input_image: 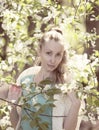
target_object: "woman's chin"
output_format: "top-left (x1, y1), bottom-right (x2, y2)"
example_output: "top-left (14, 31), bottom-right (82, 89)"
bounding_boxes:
top-left (47, 67), bottom-right (56, 72)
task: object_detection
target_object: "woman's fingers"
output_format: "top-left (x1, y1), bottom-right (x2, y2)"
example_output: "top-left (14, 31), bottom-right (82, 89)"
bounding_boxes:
top-left (8, 84), bottom-right (22, 103)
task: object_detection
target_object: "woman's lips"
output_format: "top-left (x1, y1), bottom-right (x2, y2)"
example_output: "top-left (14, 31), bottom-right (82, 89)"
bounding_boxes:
top-left (47, 64), bottom-right (55, 68)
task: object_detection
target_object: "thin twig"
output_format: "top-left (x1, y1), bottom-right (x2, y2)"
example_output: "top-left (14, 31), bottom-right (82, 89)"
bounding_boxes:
top-left (24, 108), bottom-right (34, 120)
top-left (0, 97), bottom-right (67, 118)
top-left (89, 0), bottom-right (99, 12)
top-left (0, 97), bottom-right (22, 107)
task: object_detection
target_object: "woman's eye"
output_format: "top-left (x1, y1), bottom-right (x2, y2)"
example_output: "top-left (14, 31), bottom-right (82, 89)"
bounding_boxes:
top-left (46, 52), bottom-right (52, 55)
top-left (56, 53), bottom-right (61, 57)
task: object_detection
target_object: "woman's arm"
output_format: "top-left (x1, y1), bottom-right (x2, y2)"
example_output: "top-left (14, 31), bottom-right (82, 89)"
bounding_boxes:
top-left (7, 85), bottom-right (22, 129)
top-left (63, 92), bottom-right (81, 130)
top-left (0, 83), bottom-right (22, 129)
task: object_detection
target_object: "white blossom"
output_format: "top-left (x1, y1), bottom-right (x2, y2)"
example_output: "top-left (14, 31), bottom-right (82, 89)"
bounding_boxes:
top-left (0, 116), bottom-right (11, 127)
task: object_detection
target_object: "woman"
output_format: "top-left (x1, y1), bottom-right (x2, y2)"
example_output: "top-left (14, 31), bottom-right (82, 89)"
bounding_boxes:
top-left (0, 28), bottom-right (81, 130)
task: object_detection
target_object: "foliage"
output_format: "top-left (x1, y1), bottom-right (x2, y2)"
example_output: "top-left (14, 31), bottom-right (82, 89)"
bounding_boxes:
top-left (0, 0), bottom-right (99, 129)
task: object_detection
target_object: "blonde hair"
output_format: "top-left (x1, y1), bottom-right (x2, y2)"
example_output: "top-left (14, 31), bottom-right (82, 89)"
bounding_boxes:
top-left (38, 28), bottom-right (68, 84)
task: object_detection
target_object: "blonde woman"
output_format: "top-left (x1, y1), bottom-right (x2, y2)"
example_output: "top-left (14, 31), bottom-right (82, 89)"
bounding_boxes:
top-left (0, 28), bottom-right (82, 130)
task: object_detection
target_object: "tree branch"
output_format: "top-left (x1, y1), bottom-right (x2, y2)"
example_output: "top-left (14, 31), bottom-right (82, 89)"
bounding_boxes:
top-left (0, 97), bottom-right (67, 118)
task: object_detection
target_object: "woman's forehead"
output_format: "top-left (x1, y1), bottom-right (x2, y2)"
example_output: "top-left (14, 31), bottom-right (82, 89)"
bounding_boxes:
top-left (42, 39), bottom-right (64, 51)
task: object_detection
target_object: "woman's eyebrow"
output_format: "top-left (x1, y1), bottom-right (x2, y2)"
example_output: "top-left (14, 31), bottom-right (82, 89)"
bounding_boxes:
top-left (45, 48), bottom-right (52, 51)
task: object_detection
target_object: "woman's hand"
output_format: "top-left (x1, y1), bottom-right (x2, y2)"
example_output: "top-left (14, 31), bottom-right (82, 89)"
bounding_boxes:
top-left (93, 120), bottom-right (99, 130)
top-left (7, 84), bottom-right (22, 104)
top-left (79, 120), bottom-right (92, 130)
top-left (79, 120), bottom-right (99, 130)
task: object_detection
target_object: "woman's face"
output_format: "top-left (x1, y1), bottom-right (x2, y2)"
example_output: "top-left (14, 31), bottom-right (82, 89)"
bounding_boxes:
top-left (39, 39), bottom-right (64, 72)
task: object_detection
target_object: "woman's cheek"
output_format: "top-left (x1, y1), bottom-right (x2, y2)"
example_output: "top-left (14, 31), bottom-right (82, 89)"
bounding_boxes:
top-left (58, 57), bottom-right (62, 64)
top-left (45, 55), bottom-right (50, 60)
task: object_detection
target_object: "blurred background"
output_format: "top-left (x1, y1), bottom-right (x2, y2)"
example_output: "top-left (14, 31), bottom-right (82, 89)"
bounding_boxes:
top-left (0, 0), bottom-right (99, 129)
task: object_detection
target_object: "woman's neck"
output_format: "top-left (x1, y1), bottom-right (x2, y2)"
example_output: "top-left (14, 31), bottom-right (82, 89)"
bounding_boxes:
top-left (34, 67), bottom-right (55, 84)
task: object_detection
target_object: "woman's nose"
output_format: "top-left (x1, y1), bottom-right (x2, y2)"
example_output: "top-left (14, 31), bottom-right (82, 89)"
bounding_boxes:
top-left (50, 56), bottom-right (55, 64)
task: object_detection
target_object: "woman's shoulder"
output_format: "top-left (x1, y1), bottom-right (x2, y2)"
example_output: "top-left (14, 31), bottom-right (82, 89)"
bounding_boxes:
top-left (16, 66), bottom-right (41, 85)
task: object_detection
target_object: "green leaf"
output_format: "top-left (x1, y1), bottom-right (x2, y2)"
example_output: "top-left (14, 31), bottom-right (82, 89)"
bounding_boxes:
top-left (30, 120), bottom-right (37, 128)
top-left (39, 78), bottom-right (53, 85)
top-left (86, 96), bottom-right (92, 105)
top-left (39, 122), bottom-right (48, 130)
